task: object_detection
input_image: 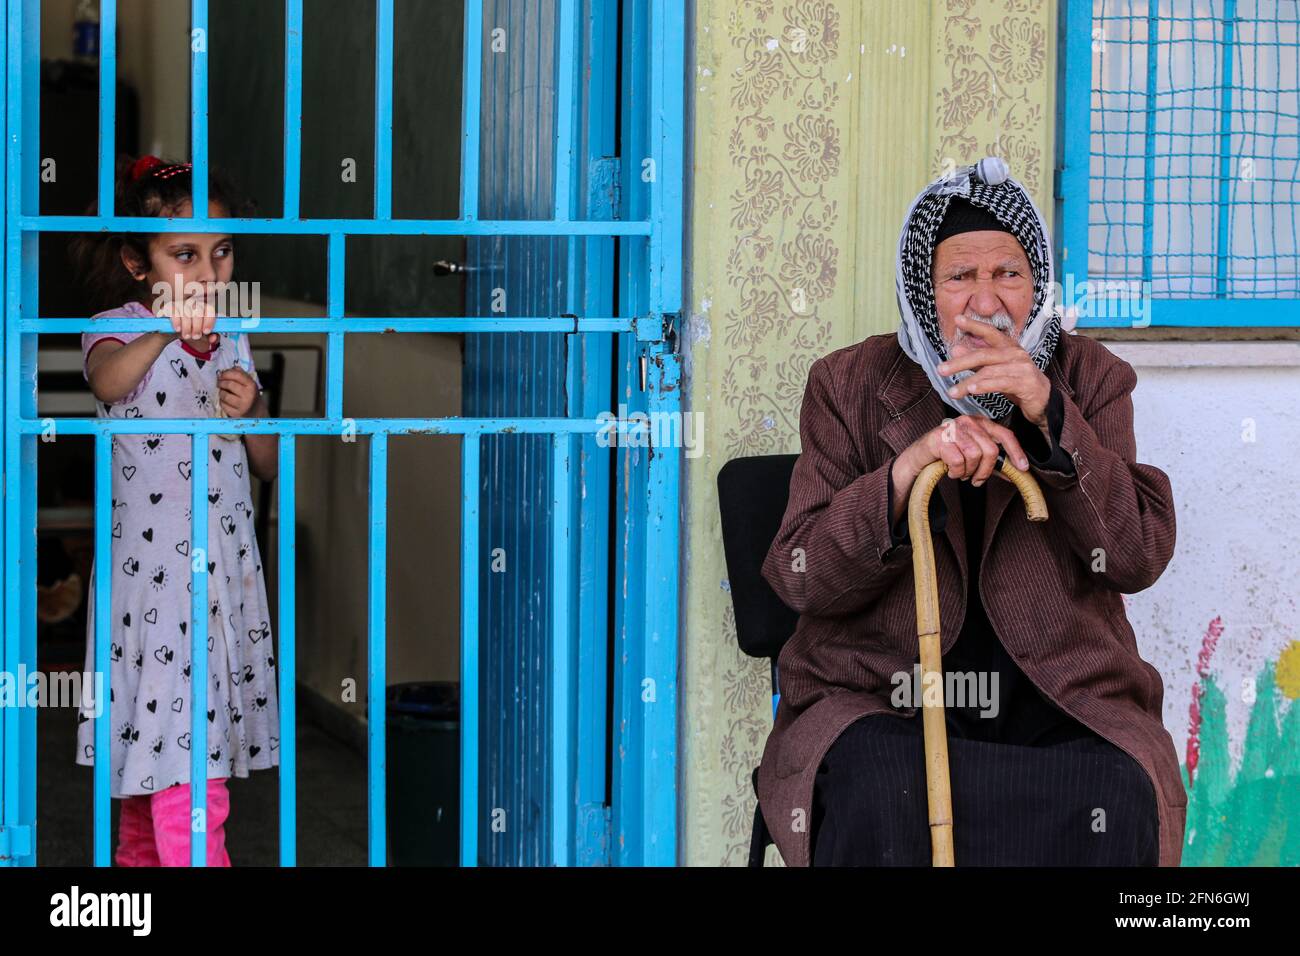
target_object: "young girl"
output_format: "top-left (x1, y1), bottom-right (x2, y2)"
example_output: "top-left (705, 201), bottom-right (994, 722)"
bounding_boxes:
top-left (73, 155), bottom-right (279, 866)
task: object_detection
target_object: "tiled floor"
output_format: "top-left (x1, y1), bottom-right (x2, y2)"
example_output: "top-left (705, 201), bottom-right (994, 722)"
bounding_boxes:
top-left (37, 697), bottom-right (370, 866)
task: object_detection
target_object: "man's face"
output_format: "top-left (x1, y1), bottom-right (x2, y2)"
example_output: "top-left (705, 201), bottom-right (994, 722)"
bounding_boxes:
top-left (930, 230), bottom-right (1034, 360)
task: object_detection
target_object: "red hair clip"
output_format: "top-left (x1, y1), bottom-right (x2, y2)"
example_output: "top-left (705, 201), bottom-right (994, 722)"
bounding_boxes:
top-left (129, 155), bottom-right (165, 182)
top-left (129, 155), bottom-right (193, 183)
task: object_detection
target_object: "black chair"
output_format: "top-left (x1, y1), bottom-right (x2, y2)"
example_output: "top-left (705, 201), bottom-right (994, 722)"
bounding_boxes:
top-left (717, 453), bottom-right (800, 867)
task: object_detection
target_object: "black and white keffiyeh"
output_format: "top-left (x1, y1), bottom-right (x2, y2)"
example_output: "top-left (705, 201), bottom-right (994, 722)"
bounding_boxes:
top-left (895, 157), bottom-right (1062, 421)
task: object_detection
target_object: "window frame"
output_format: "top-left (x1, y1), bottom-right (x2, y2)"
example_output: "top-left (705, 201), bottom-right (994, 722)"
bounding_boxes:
top-left (1057, 0), bottom-right (1300, 328)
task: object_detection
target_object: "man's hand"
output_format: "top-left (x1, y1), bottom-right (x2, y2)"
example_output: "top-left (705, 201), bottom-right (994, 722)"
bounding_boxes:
top-left (936, 314), bottom-right (1051, 427)
top-left (888, 414), bottom-right (1032, 528)
top-left (217, 368), bottom-right (259, 418)
top-left (908, 414), bottom-right (1030, 485)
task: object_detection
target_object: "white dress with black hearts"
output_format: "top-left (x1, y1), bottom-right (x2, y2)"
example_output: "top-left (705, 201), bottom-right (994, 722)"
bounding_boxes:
top-left (76, 301), bottom-right (280, 798)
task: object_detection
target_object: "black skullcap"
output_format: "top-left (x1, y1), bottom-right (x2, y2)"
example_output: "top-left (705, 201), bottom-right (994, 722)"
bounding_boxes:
top-left (934, 196), bottom-right (1014, 245)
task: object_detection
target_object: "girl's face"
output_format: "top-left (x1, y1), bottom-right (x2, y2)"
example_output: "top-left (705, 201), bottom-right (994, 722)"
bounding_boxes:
top-left (123, 199), bottom-right (235, 312)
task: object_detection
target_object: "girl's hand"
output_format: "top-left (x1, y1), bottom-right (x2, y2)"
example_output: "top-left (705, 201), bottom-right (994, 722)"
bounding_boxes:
top-left (217, 368), bottom-right (259, 418)
top-left (160, 297), bottom-right (219, 349)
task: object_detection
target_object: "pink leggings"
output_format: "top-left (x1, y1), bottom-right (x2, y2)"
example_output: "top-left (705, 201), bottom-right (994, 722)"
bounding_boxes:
top-left (115, 778), bottom-right (232, 867)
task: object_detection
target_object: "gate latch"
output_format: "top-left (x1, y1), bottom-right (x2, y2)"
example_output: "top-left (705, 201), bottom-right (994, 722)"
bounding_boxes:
top-left (638, 312), bottom-right (680, 390)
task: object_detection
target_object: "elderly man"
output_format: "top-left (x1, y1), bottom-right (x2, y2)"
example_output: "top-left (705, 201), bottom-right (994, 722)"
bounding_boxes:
top-left (755, 158), bottom-right (1185, 866)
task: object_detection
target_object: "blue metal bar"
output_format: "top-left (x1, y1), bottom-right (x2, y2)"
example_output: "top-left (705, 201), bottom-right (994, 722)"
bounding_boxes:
top-left (460, 0), bottom-right (483, 221)
top-left (1119, 3), bottom-right (1132, 274)
top-left (1042, 296), bottom-right (1300, 328)
top-left (638, 346), bottom-right (679, 867)
top-left (92, 433), bottom-right (113, 866)
top-left (2, 0), bottom-right (17, 869)
top-left (0, 0), bottom-right (9, 866)
top-left (374, 0), bottom-right (394, 219)
top-left (98, 0), bottom-right (117, 217)
top-left (325, 336), bottom-right (343, 414)
top-left (1061, 0), bottom-right (1093, 284)
top-left (550, 433), bottom-right (572, 865)
top-left (459, 435), bottom-right (480, 867)
top-left (191, 0), bottom-right (209, 217)
top-left (367, 434), bottom-right (388, 866)
top-left (1139, 1), bottom-right (1160, 287)
top-left (17, 417), bottom-right (639, 435)
top-left (283, 0), bottom-right (304, 219)
top-left (17, 346), bottom-right (34, 864)
top-left (189, 434), bottom-right (210, 867)
top-left (2, 0), bottom-right (41, 870)
top-left (278, 435), bottom-right (297, 865)
top-left (1214, 0), bottom-right (1239, 297)
top-left (18, 215), bottom-right (652, 236)
top-left (553, 0), bottom-right (579, 221)
top-left (604, 0), bottom-right (650, 854)
top-left (17, 29), bottom-right (39, 856)
top-left (636, 0), bottom-right (684, 866)
top-left (646, 0), bottom-right (683, 321)
top-left (25, 317), bottom-right (634, 334)
top-left (327, 233), bottom-right (345, 418)
top-left (572, 0), bottom-right (618, 867)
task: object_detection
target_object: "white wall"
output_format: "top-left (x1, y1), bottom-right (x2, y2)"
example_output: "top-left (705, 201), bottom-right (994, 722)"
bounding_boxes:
top-left (1097, 339), bottom-right (1300, 771)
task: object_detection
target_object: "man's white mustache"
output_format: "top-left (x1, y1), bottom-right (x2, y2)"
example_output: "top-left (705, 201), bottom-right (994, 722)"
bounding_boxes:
top-left (949, 311), bottom-right (1014, 345)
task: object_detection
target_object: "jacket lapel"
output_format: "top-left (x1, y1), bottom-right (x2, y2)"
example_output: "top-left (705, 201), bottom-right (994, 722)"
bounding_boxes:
top-left (876, 349), bottom-right (966, 585)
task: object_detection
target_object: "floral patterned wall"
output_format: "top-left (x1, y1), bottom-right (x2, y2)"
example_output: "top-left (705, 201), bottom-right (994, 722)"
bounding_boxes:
top-left (934, 0), bottom-right (1051, 195)
top-left (682, 0), bottom-right (1056, 865)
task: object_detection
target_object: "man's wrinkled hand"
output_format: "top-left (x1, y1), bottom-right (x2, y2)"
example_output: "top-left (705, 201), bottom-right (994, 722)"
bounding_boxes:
top-left (906, 413), bottom-right (1030, 488)
top-left (936, 315), bottom-right (1051, 427)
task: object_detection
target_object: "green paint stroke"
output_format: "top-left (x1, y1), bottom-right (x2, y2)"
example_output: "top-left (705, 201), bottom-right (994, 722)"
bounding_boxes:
top-left (1180, 661), bottom-right (1300, 866)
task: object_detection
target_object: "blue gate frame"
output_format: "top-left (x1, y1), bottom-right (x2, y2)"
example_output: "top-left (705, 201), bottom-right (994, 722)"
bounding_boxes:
top-left (0, 0), bottom-right (683, 867)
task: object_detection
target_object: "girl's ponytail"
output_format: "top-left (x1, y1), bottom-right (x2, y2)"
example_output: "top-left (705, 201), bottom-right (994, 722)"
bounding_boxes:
top-left (68, 154), bottom-right (254, 313)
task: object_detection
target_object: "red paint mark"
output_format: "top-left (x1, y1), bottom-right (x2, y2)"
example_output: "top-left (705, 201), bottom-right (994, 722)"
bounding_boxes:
top-left (1186, 614), bottom-right (1224, 784)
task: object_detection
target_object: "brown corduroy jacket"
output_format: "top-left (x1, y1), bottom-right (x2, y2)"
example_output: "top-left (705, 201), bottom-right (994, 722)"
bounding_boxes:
top-left (756, 330), bottom-right (1185, 867)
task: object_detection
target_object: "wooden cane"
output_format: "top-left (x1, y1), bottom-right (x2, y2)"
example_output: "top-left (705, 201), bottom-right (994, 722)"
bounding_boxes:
top-left (906, 452), bottom-right (1049, 866)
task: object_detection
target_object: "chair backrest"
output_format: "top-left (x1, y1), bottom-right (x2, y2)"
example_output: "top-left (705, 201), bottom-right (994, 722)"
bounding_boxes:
top-left (717, 454), bottom-right (801, 663)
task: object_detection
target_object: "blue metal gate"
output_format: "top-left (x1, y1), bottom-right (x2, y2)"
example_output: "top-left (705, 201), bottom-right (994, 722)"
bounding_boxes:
top-left (0, 0), bottom-right (683, 867)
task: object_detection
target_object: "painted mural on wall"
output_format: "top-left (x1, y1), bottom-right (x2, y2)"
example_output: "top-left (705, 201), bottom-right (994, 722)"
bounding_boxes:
top-left (1115, 360), bottom-right (1300, 867)
top-left (1179, 620), bottom-right (1299, 865)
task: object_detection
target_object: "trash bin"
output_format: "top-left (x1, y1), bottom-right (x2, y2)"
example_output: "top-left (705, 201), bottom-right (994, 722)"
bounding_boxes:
top-left (385, 681), bottom-right (459, 866)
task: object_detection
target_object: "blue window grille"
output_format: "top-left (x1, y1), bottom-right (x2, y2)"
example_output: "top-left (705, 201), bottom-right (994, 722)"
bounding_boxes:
top-left (0, 0), bottom-right (684, 867)
top-left (1059, 0), bottom-right (1300, 326)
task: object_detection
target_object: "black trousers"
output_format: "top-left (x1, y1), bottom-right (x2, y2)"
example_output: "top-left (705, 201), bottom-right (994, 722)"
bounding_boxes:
top-left (810, 713), bottom-right (1159, 866)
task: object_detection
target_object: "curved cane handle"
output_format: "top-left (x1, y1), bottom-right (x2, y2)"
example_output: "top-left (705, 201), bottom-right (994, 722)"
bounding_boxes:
top-left (993, 453), bottom-right (1049, 522)
top-left (906, 454), bottom-right (1048, 867)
